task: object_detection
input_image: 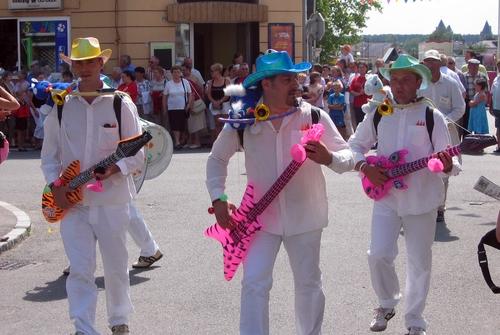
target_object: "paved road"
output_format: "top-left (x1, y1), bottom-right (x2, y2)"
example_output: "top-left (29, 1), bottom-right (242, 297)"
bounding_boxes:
top-left (0, 134), bottom-right (499, 334)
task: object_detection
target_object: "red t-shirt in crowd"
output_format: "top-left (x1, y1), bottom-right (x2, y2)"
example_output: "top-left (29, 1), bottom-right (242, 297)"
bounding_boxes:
top-left (117, 82), bottom-right (139, 103)
top-left (349, 75), bottom-right (371, 108)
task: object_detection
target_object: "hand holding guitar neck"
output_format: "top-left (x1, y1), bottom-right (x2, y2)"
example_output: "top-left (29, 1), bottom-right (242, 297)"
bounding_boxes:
top-left (93, 164), bottom-right (120, 181)
top-left (432, 150), bottom-right (453, 173)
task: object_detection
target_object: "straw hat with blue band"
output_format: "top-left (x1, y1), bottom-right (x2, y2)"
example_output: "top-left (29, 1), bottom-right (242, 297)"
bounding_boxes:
top-left (60, 37), bottom-right (112, 65)
top-left (379, 54), bottom-right (431, 90)
top-left (243, 51), bottom-right (312, 89)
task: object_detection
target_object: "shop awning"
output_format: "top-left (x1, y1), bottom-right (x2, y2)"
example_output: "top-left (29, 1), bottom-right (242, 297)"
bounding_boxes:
top-left (166, 2), bottom-right (268, 23)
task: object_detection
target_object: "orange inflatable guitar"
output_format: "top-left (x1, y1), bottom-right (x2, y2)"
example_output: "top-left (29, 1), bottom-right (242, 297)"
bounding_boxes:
top-left (41, 131), bottom-right (152, 223)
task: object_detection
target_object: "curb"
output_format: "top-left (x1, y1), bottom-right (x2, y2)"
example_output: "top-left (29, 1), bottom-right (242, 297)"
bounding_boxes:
top-left (0, 201), bottom-right (31, 254)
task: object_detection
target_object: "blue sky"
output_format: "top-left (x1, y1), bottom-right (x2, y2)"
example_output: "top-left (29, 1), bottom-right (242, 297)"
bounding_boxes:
top-left (363, 0), bottom-right (498, 35)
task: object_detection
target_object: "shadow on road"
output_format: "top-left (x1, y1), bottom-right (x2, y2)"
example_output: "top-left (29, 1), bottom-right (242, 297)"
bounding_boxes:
top-left (23, 268), bottom-right (152, 302)
top-left (434, 221), bottom-right (459, 242)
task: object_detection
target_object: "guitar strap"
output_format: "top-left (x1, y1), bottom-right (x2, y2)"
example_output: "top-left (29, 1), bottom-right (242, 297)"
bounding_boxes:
top-left (477, 228), bottom-right (500, 294)
top-left (57, 93), bottom-right (123, 140)
top-left (373, 106), bottom-right (434, 148)
top-left (237, 105), bottom-right (321, 148)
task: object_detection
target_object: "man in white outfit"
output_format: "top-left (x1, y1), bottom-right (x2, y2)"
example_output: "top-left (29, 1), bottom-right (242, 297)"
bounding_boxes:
top-left (206, 51), bottom-right (353, 335)
top-left (41, 37), bottom-right (144, 335)
top-left (348, 54), bottom-right (461, 335)
top-left (420, 49), bottom-right (465, 223)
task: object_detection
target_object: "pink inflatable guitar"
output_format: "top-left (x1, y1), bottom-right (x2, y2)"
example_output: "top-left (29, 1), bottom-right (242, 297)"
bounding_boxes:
top-left (362, 134), bottom-right (498, 200)
top-left (0, 131), bottom-right (8, 164)
top-left (205, 123), bottom-right (325, 281)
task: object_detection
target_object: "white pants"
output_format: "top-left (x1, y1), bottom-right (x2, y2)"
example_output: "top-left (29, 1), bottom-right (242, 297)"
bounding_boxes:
top-left (61, 204), bottom-right (134, 335)
top-left (128, 204), bottom-right (159, 257)
top-left (368, 202), bottom-right (437, 330)
top-left (240, 229), bottom-right (325, 335)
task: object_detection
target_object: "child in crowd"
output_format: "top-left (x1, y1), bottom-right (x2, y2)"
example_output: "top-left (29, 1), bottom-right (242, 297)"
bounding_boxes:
top-left (468, 77), bottom-right (489, 134)
top-left (135, 66), bottom-right (153, 121)
top-left (327, 80), bottom-right (347, 140)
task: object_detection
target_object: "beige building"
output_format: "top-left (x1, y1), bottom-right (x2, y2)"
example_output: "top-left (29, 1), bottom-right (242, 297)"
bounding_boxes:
top-left (0, 0), bottom-right (308, 79)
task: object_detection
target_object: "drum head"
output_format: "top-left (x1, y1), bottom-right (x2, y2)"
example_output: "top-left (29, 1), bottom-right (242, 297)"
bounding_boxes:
top-left (140, 119), bottom-right (174, 180)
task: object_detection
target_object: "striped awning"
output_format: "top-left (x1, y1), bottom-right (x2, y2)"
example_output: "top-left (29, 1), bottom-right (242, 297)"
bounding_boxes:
top-left (166, 2), bottom-right (268, 23)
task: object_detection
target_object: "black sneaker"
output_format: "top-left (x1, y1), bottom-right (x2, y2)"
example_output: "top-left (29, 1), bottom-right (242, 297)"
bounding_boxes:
top-left (436, 210), bottom-right (445, 223)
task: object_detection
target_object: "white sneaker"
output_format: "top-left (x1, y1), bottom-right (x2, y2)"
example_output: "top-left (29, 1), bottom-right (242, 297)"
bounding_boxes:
top-left (407, 327), bottom-right (426, 335)
top-left (370, 307), bottom-right (396, 332)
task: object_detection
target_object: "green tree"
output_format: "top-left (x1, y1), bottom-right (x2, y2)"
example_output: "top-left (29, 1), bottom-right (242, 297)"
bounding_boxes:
top-left (316, 0), bottom-right (382, 63)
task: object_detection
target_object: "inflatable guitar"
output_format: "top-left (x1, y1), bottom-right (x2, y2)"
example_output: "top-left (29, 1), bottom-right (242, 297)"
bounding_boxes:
top-left (362, 134), bottom-right (497, 200)
top-left (205, 123), bottom-right (324, 281)
top-left (41, 131), bottom-right (152, 223)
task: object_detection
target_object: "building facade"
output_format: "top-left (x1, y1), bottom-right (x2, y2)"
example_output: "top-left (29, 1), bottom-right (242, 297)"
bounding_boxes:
top-left (0, 0), bottom-right (308, 79)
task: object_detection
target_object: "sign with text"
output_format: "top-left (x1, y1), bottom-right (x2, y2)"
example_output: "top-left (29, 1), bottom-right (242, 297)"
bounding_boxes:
top-left (9, 0), bottom-right (62, 10)
top-left (268, 23), bottom-right (295, 60)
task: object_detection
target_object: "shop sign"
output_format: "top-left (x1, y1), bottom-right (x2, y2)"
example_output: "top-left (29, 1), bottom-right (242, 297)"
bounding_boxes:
top-left (268, 23), bottom-right (295, 60)
top-left (9, 0), bottom-right (63, 10)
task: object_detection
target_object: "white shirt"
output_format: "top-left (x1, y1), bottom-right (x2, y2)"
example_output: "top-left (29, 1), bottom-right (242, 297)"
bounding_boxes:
top-left (419, 73), bottom-right (465, 122)
top-left (491, 75), bottom-right (500, 110)
top-left (440, 66), bottom-right (466, 94)
top-left (348, 102), bottom-right (461, 216)
top-left (41, 90), bottom-right (144, 206)
top-left (340, 53), bottom-right (355, 65)
top-left (163, 79), bottom-right (191, 110)
top-left (206, 101), bottom-right (354, 236)
top-left (191, 68), bottom-right (205, 86)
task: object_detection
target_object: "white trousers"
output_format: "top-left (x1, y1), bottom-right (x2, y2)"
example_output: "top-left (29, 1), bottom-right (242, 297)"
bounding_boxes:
top-left (240, 229), bottom-right (325, 335)
top-left (128, 204), bottom-right (159, 257)
top-left (368, 202), bottom-right (437, 330)
top-left (61, 204), bottom-right (134, 335)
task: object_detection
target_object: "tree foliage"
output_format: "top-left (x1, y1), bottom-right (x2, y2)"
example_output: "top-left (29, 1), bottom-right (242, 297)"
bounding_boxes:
top-left (316, 0), bottom-right (382, 63)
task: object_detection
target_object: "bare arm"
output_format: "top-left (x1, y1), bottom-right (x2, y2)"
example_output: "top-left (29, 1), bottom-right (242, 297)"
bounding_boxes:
top-left (0, 85), bottom-right (20, 111)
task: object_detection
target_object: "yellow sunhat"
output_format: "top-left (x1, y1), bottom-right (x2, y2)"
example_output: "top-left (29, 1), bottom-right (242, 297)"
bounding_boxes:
top-left (60, 37), bottom-right (112, 65)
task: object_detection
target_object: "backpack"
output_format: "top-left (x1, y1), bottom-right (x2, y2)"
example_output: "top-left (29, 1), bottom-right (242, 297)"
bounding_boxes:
top-left (237, 105), bottom-right (322, 148)
top-left (57, 92), bottom-right (125, 139)
top-left (373, 106), bottom-right (434, 146)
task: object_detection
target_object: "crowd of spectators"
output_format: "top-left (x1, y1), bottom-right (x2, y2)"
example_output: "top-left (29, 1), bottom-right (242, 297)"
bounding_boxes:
top-left (1, 46), bottom-right (498, 153)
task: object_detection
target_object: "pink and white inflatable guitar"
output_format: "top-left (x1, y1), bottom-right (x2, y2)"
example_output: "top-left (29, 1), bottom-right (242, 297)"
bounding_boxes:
top-left (205, 123), bottom-right (324, 281)
top-left (362, 134), bottom-right (497, 201)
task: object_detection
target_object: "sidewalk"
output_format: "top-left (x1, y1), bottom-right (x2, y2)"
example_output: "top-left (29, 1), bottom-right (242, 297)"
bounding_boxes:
top-left (0, 201), bottom-right (31, 254)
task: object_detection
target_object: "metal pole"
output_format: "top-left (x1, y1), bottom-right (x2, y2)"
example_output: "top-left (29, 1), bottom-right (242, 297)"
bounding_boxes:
top-left (497, 0), bottom-right (500, 61)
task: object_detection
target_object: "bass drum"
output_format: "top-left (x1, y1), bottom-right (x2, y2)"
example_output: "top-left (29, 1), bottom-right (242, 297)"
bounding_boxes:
top-left (132, 119), bottom-right (173, 192)
top-left (140, 118), bottom-right (174, 180)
